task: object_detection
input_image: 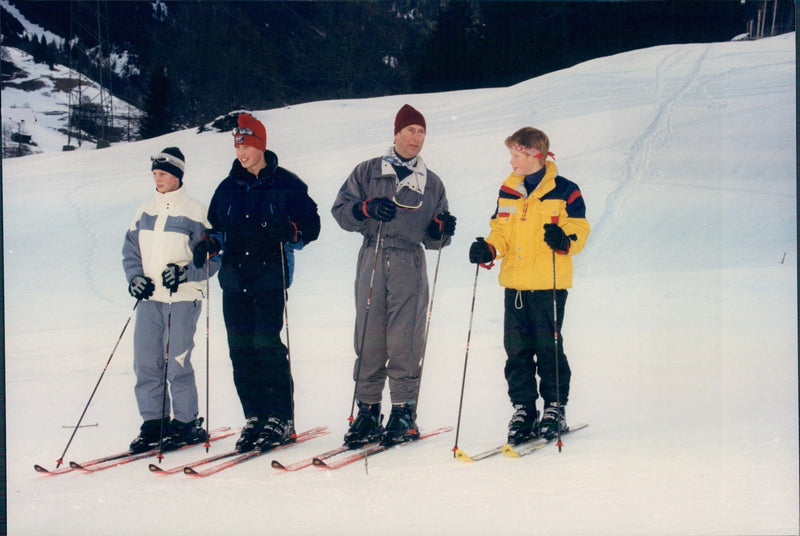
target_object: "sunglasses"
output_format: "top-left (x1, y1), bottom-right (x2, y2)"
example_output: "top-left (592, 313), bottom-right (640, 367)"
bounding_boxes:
top-left (392, 183), bottom-right (424, 210)
top-left (393, 196), bottom-right (423, 210)
top-left (150, 153), bottom-right (185, 172)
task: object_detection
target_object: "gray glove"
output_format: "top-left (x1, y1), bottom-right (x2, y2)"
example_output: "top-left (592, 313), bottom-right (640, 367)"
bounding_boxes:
top-left (161, 264), bottom-right (187, 293)
top-left (129, 275), bottom-right (155, 300)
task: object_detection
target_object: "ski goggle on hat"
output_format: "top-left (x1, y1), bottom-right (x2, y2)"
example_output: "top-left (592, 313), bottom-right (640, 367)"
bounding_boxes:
top-left (232, 127), bottom-right (264, 141)
top-left (231, 127), bottom-right (261, 139)
top-left (150, 152), bottom-right (185, 172)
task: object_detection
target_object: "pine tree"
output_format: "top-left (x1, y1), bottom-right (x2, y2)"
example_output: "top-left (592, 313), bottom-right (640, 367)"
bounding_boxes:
top-left (139, 66), bottom-right (172, 140)
top-left (414, 1), bottom-right (482, 93)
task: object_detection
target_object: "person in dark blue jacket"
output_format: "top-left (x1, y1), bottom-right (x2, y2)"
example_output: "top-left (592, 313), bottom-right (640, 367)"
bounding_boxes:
top-left (193, 113), bottom-right (320, 452)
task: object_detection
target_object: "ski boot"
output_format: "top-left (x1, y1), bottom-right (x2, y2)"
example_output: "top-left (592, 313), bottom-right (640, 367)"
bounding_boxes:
top-left (254, 417), bottom-right (295, 451)
top-left (343, 401), bottom-right (383, 447)
top-left (381, 402), bottom-right (420, 446)
top-left (507, 403), bottom-right (539, 445)
top-left (235, 417), bottom-right (263, 453)
top-left (538, 402), bottom-right (567, 440)
top-left (129, 418), bottom-right (168, 454)
top-left (160, 417), bottom-right (208, 451)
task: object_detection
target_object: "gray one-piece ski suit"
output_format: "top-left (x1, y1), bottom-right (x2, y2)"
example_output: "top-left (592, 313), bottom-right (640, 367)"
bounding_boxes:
top-left (331, 150), bottom-right (451, 405)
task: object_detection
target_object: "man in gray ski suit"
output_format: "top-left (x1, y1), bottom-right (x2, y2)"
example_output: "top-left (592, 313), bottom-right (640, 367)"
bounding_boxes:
top-left (331, 104), bottom-right (456, 447)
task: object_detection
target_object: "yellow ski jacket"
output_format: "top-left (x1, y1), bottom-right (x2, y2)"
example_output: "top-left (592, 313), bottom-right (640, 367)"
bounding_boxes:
top-left (485, 161), bottom-right (590, 290)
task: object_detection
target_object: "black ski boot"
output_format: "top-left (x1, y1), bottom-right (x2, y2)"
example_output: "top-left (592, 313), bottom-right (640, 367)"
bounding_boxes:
top-left (235, 417), bottom-right (262, 453)
top-left (129, 418), bottom-right (168, 453)
top-left (343, 401), bottom-right (383, 447)
top-left (507, 403), bottom-right (539, 445)
top-left (538, 402), bottom-right (567, 440)
top-left (381, 402), bottom-right (420, 446)
top-left (254, 417), bottom-right (295, 451)
top-left (160, 417), bottom-right (208, 451)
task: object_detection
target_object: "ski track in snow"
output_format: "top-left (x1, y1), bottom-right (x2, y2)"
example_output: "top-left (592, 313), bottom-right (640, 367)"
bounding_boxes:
top-left (64, 186), bottom-right (114, 305)
top-left (577, 45), bottom-right (711, 276)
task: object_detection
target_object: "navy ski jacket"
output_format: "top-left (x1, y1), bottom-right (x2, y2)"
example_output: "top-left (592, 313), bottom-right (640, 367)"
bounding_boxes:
top-left (207, 150), bottom-right (320, 293)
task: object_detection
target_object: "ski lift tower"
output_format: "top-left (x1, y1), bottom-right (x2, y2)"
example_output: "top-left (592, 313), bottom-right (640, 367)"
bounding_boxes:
top-left (64, 0), bottom-right (113, 151)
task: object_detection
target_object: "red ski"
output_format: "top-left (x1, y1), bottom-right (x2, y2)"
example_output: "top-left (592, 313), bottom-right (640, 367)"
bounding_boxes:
top-left (68, 427), bottom-right (235, 473)
top-left (35, 426), bottom-right (233, 475)
top-left (153, 425), bottom-right (327, 475)
top-left (184, 426), bottom-right (328, 477)
top-left (271, 444), bottom-right (353, 472)
top-left (35, 451), bottom-right (131, 475)
top-left (150, 449), bottom-right (239, 475)
top-left (312, 426), bottom-right (453, 470)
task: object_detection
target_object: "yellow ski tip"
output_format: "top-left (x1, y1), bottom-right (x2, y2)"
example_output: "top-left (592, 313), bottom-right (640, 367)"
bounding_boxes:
top-left (453, 448), bottom-right (475, 462)
top-left (502, 444), bottom-right (521, 458)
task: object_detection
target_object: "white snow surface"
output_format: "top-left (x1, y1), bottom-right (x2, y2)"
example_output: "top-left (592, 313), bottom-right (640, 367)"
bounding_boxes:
top-left (3, 35), bottom-right (797, 536)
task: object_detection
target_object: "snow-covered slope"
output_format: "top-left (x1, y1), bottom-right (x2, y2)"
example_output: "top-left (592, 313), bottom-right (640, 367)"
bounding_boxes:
top-left (2, 46), bottom-right (142, 156)
top-left (0, 0), bottom-right (65, 47)
top-left (3, 35), bottom-right (797, 536)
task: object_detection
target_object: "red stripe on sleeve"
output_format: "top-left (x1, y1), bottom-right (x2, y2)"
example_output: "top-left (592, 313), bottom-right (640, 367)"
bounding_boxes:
top-left (567, 189), bottom-right (582, 205)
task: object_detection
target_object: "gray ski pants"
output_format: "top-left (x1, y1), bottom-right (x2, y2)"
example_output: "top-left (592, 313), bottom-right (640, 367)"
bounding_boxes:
top-left (133, 299), bottom-right (202, 423)
top-left (352, 241), bottom-right (428, 405)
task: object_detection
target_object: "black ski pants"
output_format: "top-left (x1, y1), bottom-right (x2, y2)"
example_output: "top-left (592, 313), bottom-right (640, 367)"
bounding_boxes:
top-left (503, 288), bottom-right (571, 408)
top-left (222, 289), bottom-right (293, 421)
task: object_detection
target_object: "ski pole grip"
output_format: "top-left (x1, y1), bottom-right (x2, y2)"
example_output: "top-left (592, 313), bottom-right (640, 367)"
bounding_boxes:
top-left (551, 215), bottom-right (559, 224)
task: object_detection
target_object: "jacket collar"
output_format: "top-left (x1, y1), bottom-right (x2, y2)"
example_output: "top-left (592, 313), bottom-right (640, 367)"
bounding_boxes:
top-left (381, 146), bottom-right (428, 194)
top-left (155, 185), bottom-right (187, 211)
top-left (501, 160), bottom-right (558, 199)
top-left (229, 150), bottom-right (279, 185)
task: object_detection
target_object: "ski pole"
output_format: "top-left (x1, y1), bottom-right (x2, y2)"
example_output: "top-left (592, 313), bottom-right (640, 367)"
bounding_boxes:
top-left (452, 263), bottom-right (481, 457)
top-left (279, 241), bottom-right (296, 435)
top-left (551, 215), bottom-right (564, 452)
top-left (203, 253), bottom-right (211, 451)
top-left (157, 292), bottom-right (173, 462)
top-left (55, 299), bottom-right (141, 468)
top-left (279, 242), bottom-right (292, 369)
top-left (348, 221), bottom-right (383, 424)
top-left (413, 231), bottom-right (447, 419)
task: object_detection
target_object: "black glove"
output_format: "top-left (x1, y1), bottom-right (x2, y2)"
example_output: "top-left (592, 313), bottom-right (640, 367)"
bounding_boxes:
top-left (543, 223), bottom-right (571, 252)
top-left (469, 238), bottom-right (495, 264)
top-left (161, 263), bottom-right (187, 293)
top-left (193, 231), bottom-right (221, 268)
top-left (354, 197), bottom-right (397, 222)
top-left (129, 275), bottom-right (155, 300)
top-left (427, 211), bottom-right (457, 240)
top-left (266, 220), bottom-right (299, 243)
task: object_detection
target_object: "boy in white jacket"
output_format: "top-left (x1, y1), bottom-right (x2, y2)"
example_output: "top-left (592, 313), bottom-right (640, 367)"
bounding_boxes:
top-left (122, 147), bottom-right (220, 453)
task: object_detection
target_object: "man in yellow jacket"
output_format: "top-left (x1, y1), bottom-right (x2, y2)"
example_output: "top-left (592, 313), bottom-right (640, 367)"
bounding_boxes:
top-left (469, 127), bottom-right (590, 444)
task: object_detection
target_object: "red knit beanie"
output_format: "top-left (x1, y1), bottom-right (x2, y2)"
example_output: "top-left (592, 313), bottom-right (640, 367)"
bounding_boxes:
top-left (233, 113), bottom-right (267, 152)
top-left (394, 104), bottom-right (426, 134)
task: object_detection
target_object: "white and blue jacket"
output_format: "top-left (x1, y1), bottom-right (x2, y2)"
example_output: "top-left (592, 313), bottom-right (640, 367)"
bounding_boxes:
top-left (123, 186), bottom-right (220, 303)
